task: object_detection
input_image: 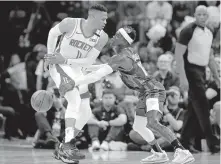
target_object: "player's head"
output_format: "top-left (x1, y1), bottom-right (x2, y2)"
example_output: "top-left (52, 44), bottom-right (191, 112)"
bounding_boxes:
top-left (194, 5), bottom-right (208, 27)
top-left (110, 26), bottom-right (136, 47)
top-left (88, 4), bottom-right (108, 30)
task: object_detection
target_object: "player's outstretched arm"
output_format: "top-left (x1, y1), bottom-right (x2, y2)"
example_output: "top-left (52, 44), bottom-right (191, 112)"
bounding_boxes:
top-left (75, 64), bottom-right (113, 86)
top-left (82, 64), bottom-right (109, 72)
top-left (74, 55), bottom-right (123, 86)
top-left (47, 18), bottom-right (76, 54)
top-left (66, 32), bottom-right (109, 66)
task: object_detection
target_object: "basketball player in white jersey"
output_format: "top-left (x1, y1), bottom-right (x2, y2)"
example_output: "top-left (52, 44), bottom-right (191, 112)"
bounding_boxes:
top-left (44, 4), bottom-right (108, 163)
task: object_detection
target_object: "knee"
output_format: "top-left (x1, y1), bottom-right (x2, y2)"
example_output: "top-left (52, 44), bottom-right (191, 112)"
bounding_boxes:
top-left (129, 130), bottom-right (147, 145)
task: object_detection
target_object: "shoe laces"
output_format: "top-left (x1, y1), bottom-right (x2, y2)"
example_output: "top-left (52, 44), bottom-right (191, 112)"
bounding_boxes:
top-left (174, 148), bottom-right (182, 158)
top-left (148, 150), bottom-right (160, 160)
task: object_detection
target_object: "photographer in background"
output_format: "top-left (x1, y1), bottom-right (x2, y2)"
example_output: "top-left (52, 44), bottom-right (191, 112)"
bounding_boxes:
top-left (160, 86), bottom-right (185, 149)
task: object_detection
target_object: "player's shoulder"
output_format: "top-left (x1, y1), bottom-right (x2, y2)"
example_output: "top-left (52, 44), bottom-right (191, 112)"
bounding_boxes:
top-left (98, 31), bottom-right (109, 43)
top-left (61, 17), bottom-right (77, 29)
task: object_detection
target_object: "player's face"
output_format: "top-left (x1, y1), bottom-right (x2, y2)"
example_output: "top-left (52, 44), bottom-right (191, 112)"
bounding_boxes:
top-left (110, 32), bottom-right (126, 47)
top-left (94, 11), bottom-right (108, 30)
top-left (195, 9), bottom-right (208, 27)
top-left (102, 94), bottom-right (116, 106)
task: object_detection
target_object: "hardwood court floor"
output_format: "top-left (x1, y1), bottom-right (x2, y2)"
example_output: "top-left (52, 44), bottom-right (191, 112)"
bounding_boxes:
top-left (0, 139), bottom-right (220, 164)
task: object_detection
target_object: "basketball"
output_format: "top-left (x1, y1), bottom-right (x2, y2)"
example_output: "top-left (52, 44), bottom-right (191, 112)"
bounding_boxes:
top-left (31, 90), bottom-right (53, 112)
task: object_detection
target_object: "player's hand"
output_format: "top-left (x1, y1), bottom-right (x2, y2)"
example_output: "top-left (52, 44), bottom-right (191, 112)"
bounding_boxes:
top-left (44, 52), bottom-right (66, 65)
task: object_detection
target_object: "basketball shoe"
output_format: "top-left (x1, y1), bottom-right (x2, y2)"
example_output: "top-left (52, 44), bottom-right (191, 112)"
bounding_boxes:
top-left (172, 148), bottom-right (195, 164)
top-left (140, 149), bottom-right (169, 164)
top-left (53, 139), bottom-right (85, 163)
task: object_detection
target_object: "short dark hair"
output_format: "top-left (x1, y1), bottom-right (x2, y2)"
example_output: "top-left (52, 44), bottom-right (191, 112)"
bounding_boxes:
top-left (89, 4), bottom-right (108, 12)
top-left (123, 26), bottom-right (136, 42)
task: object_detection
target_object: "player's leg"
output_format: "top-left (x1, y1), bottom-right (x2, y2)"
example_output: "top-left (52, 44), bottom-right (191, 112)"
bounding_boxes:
top-left (49, 64), bottom-right (85, 163)
top-left (75, 87), bottom-right (92, 131)
top-left (133, 98), bottom-right (169, 164)
top-left (145, 97), bottom-right (194, 164)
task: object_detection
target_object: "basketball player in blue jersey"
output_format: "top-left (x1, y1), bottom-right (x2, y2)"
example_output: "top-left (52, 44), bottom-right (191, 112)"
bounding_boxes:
top-left (44, 4), bottom-right (108, 164)
top-left (73, 26), bottom-right (195, 164)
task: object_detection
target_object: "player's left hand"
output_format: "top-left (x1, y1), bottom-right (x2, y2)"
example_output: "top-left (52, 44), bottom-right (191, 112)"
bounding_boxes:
top-left (44, 52), bottom-right (66, 65)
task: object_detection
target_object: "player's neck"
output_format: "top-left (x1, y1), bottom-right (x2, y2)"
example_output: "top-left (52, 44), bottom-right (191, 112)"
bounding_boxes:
top-left (83, 19), bottom-right (97, 35)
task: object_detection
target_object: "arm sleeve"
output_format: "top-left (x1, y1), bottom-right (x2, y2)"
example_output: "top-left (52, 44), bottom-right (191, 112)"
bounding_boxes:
top-left (177, 24), bottom-right (194, 46)
top-left (108, 54), bottom-right (132, 72)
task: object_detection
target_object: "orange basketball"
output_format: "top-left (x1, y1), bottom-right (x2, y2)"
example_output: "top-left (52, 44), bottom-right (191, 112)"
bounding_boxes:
top-left (31, 90), bottom-right (53, 112)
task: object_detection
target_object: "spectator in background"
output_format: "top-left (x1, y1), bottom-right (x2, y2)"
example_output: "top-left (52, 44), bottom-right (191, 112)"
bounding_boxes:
top-left (0, 59), bottom-right (16, 139)
top-left (117, 2), bottom-right (143, 42)
top-left (1, 53), bottom-right (35, 138)
top-left (146, 1), bottom-right (173, 28)
top-left (34, 44), bottom-right (49, 90)
top-left (33, 88), bottom-right (65, 149)
top-left (146, 24), bottom-right (173, 62)
top-left (25, 44), bottom-right (47, 95)
top-left (207, 5), bottom-right (220, 57)
top-left (154, 54), bottom-right (180, 90)
top-left (171, 1), bottom-right (192, 33)
top-left (210, 101), bottom-right (220, 129)
top-left (88, 89), bottom-right (127, 151)
top-left (205, 67), bottom-right (220, 110)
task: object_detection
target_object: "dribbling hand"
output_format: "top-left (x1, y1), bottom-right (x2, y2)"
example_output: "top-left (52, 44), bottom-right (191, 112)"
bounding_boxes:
top-left (44, 52), bottom-right (66, 65)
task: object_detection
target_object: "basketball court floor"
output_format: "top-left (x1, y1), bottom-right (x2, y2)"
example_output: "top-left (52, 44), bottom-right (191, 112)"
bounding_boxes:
top-left (0, 138), bottom-right (220, 164)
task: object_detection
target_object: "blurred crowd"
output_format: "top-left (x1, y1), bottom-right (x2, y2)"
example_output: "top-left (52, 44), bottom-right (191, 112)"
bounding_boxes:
top-left (0, 1), bottom-right (220, 154)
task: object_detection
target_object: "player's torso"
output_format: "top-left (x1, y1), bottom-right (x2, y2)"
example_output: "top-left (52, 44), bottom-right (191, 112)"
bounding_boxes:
top-left (118, 48), bottom-right (164, 92)
top-left (59, 18), bottom-right (102, 59)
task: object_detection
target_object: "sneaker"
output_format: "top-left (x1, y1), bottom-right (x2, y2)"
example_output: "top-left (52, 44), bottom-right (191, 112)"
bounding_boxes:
top-left (172, 148), bottom-right (195, 164)
top-left (140, 149), bottom-right (169, 164)
top-left (91, 140), bottom-right (100, 151)
top-left (100, 141), bottom-right (109, 151)
top-left (57, 140), bottom-right (85, 163)
top-left (45, 136), bottom-right (58, 149)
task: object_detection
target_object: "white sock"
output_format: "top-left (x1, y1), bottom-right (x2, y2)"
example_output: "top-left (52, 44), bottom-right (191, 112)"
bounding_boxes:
top-left (65, 127), bottom-right (74, 143)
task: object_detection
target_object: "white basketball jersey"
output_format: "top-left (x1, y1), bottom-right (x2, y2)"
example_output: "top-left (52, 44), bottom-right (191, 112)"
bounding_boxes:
top-left (57, 18), bottom-right (102, 59)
